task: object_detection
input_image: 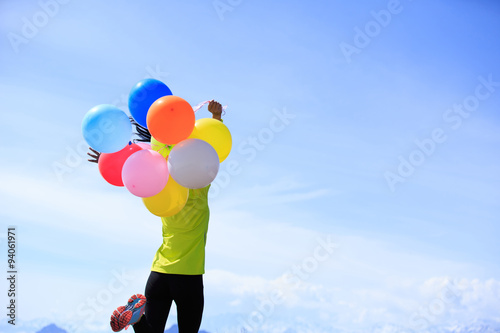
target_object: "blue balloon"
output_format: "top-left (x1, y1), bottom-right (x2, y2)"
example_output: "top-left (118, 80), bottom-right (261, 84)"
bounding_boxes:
top-left (128, 79), bottom-right (172, 128)
top-left (82, 104), bottom-right (132, 153)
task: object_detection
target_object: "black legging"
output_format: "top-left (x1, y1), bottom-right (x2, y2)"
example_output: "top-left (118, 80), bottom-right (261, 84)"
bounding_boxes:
top-left (132, 271), bottom-right (204, 333)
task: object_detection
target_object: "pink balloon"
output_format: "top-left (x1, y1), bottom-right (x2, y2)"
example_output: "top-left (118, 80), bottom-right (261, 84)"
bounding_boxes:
top-left (122, 149), bottom-right (169, 197)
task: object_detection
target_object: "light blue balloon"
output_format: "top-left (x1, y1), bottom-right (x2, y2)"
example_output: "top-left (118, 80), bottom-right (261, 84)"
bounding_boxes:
top-left (82, 104), bottom-right (132, 153)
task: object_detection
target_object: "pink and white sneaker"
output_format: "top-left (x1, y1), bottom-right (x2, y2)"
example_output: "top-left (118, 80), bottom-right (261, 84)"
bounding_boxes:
top-left (110, 294), bottom-right (146, 332)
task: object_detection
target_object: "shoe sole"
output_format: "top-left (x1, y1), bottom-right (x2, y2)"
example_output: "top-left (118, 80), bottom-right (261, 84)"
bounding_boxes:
top-left (110, 294), bottom-right (146, 332)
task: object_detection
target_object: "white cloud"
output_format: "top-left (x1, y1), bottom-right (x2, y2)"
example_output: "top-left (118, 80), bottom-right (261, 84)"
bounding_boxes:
top-left (0, 167), bottom-right (159, 245)
top-left (4, 265), bottom-right (150, 331)
top-left (202, 268), bottom-right (500, 332)
top-left (211, 176), bottom-right (334, 209)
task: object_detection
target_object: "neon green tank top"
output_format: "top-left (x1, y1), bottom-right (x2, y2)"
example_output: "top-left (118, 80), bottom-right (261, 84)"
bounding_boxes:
top-left (151, 185), bottom-right (210, 275)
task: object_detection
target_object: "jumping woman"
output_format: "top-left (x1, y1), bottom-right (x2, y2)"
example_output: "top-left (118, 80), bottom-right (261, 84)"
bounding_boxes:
top-left (87, 100), bottom-right (224, 333)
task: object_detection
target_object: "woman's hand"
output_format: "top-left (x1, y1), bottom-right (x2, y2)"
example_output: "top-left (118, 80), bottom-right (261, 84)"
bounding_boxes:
top-left (87, 147), bottom-right (101, 163)
top-left (208, 100), bottom-right (222, 121)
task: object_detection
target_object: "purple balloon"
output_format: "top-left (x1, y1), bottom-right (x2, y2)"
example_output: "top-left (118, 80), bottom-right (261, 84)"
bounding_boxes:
top-left (168, 139), bottom-right (219, 189)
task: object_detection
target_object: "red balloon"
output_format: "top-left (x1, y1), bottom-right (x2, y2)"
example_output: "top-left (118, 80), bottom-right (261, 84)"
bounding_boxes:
top-left (98, 143), bottom-right (143, 186)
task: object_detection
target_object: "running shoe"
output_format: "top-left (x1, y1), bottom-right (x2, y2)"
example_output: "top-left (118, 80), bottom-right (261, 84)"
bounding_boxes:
top-left (110, 294), bottom-right (146, 332)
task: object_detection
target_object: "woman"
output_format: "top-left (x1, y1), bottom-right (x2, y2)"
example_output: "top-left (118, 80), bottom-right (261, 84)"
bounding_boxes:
top-left (88, 100), bottom-right (223, 333)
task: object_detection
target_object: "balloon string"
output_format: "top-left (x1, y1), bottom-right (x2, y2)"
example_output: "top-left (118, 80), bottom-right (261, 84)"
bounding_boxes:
top-left (192, 100), bottom-right (228, 116)
top-left (153, 143), bottom-right (170, 155)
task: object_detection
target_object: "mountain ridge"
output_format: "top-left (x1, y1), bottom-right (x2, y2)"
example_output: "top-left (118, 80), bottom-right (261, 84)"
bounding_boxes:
top-left (34, 323), bottom-right (212, 333)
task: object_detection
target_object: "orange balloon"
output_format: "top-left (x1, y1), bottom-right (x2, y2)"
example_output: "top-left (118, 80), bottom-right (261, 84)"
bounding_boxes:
top-left (146, 96), bottom-right (195, 145)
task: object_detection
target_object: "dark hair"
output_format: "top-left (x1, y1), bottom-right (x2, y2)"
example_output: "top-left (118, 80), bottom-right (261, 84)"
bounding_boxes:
top-left (129, 116), bottom-right (151, 142)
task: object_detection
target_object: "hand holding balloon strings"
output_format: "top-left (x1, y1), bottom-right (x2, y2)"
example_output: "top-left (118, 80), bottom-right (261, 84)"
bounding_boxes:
top-left (87, 147), bottom-right (101, 163)
top-left (208, 100), bottom-right (223, 121)
top-left (193, 100), bottom-right (227, 117)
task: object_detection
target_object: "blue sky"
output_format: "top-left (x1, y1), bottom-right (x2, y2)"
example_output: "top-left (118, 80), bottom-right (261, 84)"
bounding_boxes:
top-left (1, 0), bottom-right (500, 332)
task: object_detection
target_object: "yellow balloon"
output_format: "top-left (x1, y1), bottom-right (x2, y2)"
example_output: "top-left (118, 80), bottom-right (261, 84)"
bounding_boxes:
top-left (188, 118), bottom-right (232, 162)
top-left (151, 136), bottom-right (174, 158)
top-left (142, 177), bottom-right (189, 217)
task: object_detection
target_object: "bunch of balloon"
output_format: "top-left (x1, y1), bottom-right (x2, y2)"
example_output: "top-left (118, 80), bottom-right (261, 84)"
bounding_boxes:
top-left (81, 78), bottom-right (232, 219)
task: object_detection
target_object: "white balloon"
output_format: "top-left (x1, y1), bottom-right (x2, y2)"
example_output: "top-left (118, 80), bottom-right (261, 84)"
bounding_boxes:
top-left (167, 139), bottom-right (220, 189)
